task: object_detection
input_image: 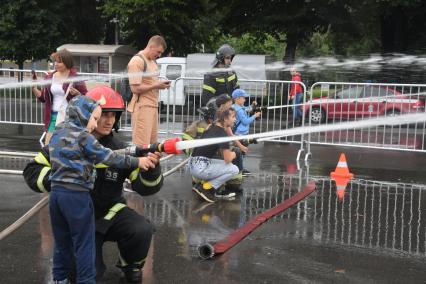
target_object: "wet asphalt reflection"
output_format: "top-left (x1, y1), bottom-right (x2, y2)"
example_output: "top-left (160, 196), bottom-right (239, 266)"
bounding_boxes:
top-left (1, 139), bottom-right (426, 283)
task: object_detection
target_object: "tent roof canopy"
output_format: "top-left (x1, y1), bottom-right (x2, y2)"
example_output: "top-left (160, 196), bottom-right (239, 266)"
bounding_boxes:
top-left (57, 44), bottom-right (137, 56)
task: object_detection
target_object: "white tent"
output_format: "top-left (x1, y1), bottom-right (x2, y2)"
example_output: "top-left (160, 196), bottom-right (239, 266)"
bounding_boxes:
top-left (57, 44), bottom-right (137, 74)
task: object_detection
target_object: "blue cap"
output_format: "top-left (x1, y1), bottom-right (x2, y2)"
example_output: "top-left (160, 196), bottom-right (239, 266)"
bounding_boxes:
top-left (232, 89), bottom-right (249, 99)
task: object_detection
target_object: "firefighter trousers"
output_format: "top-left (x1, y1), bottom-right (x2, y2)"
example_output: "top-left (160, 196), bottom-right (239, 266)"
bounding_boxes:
top-left (95, 207), bottom-right (154, 277)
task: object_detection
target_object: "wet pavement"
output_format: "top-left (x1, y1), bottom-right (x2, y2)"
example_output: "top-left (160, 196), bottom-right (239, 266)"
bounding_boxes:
top-left (1, 132), bottom-right (426, 283)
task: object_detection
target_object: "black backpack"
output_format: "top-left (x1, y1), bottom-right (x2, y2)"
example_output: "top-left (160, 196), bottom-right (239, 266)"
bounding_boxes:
top-left (120, 54), bottom-right (147, 103)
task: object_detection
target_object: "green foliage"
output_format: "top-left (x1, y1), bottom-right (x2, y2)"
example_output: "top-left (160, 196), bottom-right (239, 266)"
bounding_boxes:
top-left (1, 0), bottom-right (426, 67)
top-left (61, 0), bottom-right (105, 44)
top-left (297, 32), bottom-right (334, 58)
top-left (216, 0), bottom-right (331, 61)
top-left (205, 33), bottom-right (285, 59)
top-left (0, 0), bottom-right (63, 65)
top-left (100, 0), bottom-right (214, 54)
top-left (0, 0), bottom-right (104, 67)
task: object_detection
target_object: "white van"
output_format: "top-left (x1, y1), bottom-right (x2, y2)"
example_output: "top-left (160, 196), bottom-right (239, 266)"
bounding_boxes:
top-left (157, 54), bottom-right (278, 106)
top-left (157, 57), bottom-right (186, 106)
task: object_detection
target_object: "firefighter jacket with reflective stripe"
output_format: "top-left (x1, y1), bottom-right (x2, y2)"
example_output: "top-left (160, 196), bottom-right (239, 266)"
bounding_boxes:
top-left (23, 132), bottom-right (164, 219)
top-left (201, 69), bottom-right (239, 106)
top-left (182, 119), bottom-right (210, 155)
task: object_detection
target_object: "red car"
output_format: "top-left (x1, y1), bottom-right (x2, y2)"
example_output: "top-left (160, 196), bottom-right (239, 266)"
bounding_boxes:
top-left (306, 85), bottom-right (425, 124)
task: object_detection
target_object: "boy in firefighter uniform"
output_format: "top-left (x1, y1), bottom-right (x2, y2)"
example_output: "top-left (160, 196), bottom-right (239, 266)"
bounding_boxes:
top-left (23, 86), bottom-right (163, 283)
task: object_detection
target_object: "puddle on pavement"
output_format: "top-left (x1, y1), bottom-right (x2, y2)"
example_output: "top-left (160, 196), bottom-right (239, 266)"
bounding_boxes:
top-left (128, 172), bottom-right (426, 260)
top-left (1, 154), bottom-right (426, 283)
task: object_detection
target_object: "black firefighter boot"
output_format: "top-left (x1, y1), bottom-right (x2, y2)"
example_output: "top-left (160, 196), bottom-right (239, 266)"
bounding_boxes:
top-left (117, 262), bottom-right (143, 283)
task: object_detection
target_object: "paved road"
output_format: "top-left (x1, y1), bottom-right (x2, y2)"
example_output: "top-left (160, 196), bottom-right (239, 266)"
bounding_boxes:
top-left (0, 137), bottom-right (426, 283)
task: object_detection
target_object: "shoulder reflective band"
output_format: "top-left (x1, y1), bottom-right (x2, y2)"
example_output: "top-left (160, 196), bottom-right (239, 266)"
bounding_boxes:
top-left (104, 203), bottom-right (127, 220)
top-left (95, 163), bottom-right (109, 169)
top-left (140, 174), bottom-right (162, 187)
top-left (134, 258), bottom-right (146, 265)
top-left (37, 166), bottom-right (50, 193)
top-left (118, 253), bottom-right (128, 267)
top-left (182, 133), bottom-right (194, 141)
top-left (203, 84), bottom-right (216, 94)
top-left (228, 74), bottom-right (236, 81)
top-left (215, 78), bottom-right (225, 83)
top-left (117, 252), bottom-right (147, 267)
top-left (34, 152), bottom-right (51, 167)
top-left (196, 127), bottom-right (205, 134)
top-left (129, 168), bottom-right (140, 182)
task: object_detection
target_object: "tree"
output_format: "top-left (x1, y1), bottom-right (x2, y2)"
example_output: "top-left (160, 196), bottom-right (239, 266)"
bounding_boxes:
top-left (217, 0), bottom-right (330, 62)
top-left (0, 0), bottom-right (106, 76)
top-left (0, 0), bottom-right (64, 71)
top-left (100, 0), bottom-right (214, 55)
top-left (325, 0), bottom-right (426, 55)
top-left (60, 0), bottom-right (105, 44)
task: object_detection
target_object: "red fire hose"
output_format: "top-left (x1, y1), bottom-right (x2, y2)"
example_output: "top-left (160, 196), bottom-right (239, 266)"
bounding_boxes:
top-left (197, 181), bottom-right (316, 259)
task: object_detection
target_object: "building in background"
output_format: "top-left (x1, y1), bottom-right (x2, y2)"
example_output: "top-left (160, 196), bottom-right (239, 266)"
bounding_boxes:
top-left (57, 44), bottom-right (137, 74)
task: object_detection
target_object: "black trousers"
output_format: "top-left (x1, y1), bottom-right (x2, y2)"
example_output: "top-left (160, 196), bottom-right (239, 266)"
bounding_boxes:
top-left (95, 207), bottom-right (154, 277)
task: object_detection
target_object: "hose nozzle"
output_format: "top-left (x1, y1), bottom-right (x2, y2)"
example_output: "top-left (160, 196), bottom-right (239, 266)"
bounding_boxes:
top-left (161, 137), bottom-right (182, 154)
top-left (197, 243), bottom-right (215, 260)
top-left (126, 137), bottom-right (182, 156)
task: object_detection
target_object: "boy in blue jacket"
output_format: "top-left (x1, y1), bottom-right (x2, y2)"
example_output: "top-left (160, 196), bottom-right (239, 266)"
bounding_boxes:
top-left (48, 95), bottom-right (155, 284)
top-left (232, 89), bottom-right (261, 175)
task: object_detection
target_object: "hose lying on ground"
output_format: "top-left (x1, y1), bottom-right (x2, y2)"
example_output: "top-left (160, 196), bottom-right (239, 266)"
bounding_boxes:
top-left (0, 155), bottom-right (185, 241)
top-left (0, 195), bottom-right (49, 241)
top-left (197, 181), bottom-right (316, 260)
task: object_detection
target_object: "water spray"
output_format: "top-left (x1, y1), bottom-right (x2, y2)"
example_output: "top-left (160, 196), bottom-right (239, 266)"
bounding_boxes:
top-left (169, 113), bottom-right (426, 154)
top-left (3, 53), bottom-right (426, 91)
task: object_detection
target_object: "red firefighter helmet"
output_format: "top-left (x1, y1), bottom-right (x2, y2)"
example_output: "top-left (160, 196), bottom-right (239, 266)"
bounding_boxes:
top-left (85, 86), bottom-right (125, 132)
top-left (86, 85), bottom-right (125, 112)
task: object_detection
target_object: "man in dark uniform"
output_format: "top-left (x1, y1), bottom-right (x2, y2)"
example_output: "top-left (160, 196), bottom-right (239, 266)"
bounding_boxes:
top-left (23, 86), bottom-right (163, 283)
top-left (201, 44), bottom-right (240, 106)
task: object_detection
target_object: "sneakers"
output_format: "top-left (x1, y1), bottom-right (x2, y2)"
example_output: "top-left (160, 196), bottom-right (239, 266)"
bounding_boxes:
top-left (192, 183), bottom-right (215, 203)
top-left (118, 264), bottom-right (143, 283)
top-left (242, 169), bottom-right (252, 176)
top-left (214, 186), bottom-right (236, 200)
top-left (192, 183), bottom-right (237, 202)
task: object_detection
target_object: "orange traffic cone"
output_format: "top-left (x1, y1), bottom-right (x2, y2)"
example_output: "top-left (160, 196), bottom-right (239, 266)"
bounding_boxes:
top-left (330, 153), bottom-right (354, 201)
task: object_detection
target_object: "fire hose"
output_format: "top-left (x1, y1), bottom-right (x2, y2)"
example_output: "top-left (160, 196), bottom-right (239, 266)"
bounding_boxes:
top-left (2, 112), bottom-right (425, 241)
top-left (0, 154), bottom-right (187, 241)
top-left (197, 181), bottom-right (316, 260)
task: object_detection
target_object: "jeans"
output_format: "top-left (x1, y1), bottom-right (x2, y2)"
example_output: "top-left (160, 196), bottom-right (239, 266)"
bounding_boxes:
top-left (50, 188), bottom-right (96, 284)
top-left (188, 156), bottom-right (239, 189)
top-left (292, 92), bottom-right (303, 120)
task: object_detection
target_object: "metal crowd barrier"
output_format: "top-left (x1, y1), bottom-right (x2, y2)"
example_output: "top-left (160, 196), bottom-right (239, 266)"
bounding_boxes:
top-left (0, 69), bottom-right (174, 138)
top-left (305, 82), bottom-right (426, 159)
top-left (127, 171), bottom-right (426, 257)
top-left (0, 69), bottom-right (308, 148)
top-left (0, 69), bottom-right (48, 127)
top-left (170, 77), bottom-right (307, 143)
top-left (313, 178), bottom-right (426, 256)
top-left (4, 69), bottom-right (426, 159)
